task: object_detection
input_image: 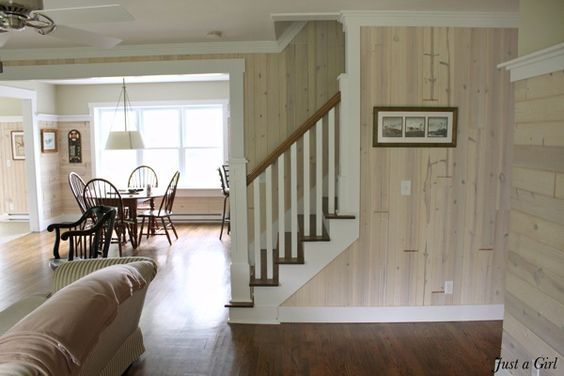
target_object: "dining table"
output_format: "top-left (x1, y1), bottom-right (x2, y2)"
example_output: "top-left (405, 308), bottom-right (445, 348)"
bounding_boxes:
top-left (103, 187), bottom-right (165, 248)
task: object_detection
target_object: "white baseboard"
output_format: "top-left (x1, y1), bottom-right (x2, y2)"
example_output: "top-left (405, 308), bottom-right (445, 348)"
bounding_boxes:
top-left (229, 304), bottom-right (504, 324)
top-left (278, 304), bottom-right (504, 323)
top-left (228, 306), bottom-right (279, 325)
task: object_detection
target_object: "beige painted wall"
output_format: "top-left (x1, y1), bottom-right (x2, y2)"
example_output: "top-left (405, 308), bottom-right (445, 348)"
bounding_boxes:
top-left (284, 26), bottom-right (517, 307)
top-left (55, 81), bottom-right (229, 115)
top-left (519, 0), bottom-right (564, 56)
top-left (0, 81), bottom-right (56, 114)
top-left (0, 98), bottom-right (22, 115)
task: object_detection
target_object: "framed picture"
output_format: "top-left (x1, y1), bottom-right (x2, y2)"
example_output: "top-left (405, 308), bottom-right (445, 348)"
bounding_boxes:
top-left (41, 129), bottom-right (58, 153)
top-left (11, 131), bottom-right (25, 160)
top-left (373, 107), bottom-right (457, 147)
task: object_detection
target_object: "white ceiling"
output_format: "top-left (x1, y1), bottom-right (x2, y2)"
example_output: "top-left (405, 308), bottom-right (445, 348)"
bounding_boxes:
top-left (1, 0), bottom-right (518, 49)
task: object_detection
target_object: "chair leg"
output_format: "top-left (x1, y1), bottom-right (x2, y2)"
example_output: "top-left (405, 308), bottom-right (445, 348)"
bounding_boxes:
top-left (127, 224), bottom-right (137, 249)
top-left (168, 216), bottom-right (178, 239)
top-left (220, 195), bottom-right (227, 240)
top-left (161, 217), bottom-right (172, 245)
top-left (115, 228), bottom-right (123, 257)
top-left (138, 217), bottom-right (146, 245)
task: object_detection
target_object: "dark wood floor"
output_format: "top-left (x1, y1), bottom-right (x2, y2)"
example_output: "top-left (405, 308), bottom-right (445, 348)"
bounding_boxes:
top-left (0, 224), bottom-right (502, 375)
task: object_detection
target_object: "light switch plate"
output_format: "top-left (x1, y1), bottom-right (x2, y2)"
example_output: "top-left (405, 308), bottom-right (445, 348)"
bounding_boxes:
top-left (444, 280), bottom-right (453, 294)
top-left (401, 180), bottom-right (411, 196)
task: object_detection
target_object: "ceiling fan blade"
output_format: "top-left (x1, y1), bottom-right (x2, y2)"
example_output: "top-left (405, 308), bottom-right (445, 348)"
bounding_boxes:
top-left (0, 33), bottom-right (11, 48)
top-left (49, 25), bottom-right (121, 48)
top-left (40, 5), bottom-right (134, 25)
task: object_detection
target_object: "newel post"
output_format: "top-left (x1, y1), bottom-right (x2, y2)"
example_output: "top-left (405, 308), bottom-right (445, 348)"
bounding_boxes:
top-left (228, 70), bottom-right (253, 304)
top-left (336, 14), bottom-right (361, 218)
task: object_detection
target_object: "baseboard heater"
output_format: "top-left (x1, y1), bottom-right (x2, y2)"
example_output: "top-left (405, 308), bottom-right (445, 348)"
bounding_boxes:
top-left (170, 213), bottom-right (223, 223)
top-left (3, 213), bottom-right (30, 221)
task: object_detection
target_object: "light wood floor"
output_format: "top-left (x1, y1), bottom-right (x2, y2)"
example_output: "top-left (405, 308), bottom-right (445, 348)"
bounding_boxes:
top-left (0, 224), bottom-right (502, 375)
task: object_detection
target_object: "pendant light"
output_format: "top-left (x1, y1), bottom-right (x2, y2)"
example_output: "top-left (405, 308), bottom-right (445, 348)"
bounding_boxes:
top-left (105, 78), bottom-right (145, 150)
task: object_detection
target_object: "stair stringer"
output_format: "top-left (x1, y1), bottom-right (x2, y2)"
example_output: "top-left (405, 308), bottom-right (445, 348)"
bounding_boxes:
top-left (229, 217), bottom-right (358, 324)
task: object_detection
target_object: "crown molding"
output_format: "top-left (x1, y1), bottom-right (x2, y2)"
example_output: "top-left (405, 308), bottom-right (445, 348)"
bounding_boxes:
top-left (0, 20), bottom-right (311, 62)
top-left (339, 10), bottom-right (519, 28)
top-left (498, 42), bottom-right (564, 82)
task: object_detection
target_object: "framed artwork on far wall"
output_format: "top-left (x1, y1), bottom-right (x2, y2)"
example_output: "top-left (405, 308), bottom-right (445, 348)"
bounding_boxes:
top-left (373, 107), bottom-right (458, 147)
top-left (41, 129), bottom-right (58, 153)
top-left (11, 131), bottom-right (25, 160)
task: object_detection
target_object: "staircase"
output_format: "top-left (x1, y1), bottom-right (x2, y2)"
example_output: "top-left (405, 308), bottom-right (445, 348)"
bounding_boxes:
top-left (228, 91), bottom-right (359, 323)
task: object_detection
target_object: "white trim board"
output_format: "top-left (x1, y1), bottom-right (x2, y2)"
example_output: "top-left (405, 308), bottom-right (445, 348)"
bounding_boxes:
top-left (498, 42), bottom-right (564, 82)
top-left (279, 305), bottom-right (504, 323)
top-left (229, 304), bottom-right (504, 324)
top-left (339, 10), bottom-right (519, 28)
top-left (0, 59), bottom-right (245, 81)
top-left (1, 115), bottom-right (91, 122)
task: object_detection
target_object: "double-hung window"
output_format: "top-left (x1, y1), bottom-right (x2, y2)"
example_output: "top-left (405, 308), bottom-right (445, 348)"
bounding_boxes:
top-left (93, 101), bottom-right (228, 189)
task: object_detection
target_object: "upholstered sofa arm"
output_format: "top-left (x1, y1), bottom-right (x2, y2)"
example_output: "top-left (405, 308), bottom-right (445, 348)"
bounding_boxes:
top-left (51, 257), bottom-right (157, 293)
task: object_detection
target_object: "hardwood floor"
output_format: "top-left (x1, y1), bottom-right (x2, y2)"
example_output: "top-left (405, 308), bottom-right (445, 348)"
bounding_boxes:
top-left (0, 224), bottom-right (502, 375)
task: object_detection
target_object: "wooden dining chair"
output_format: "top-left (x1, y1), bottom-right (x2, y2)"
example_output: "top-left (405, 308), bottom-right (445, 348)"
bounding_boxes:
top-left (138, 171), bottom-right (180, 245)
top-left (47, 206), bottom-right (116, 266)
top-left (128, 165), bottom-right (158, 189)
top-left (83, 178), bottom-right (137, 255)
top-left (68, 172), bottom-right (87, 214)
top-left (217, 167), bottom-right (230, 240)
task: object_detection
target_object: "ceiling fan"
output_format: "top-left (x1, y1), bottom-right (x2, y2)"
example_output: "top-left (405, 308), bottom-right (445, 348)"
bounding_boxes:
top-left (0, 0), bottom-right (133, 48)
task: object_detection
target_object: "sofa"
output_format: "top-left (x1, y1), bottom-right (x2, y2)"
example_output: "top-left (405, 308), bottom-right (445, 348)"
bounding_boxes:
top-left (0, 257), bottom-right (157, 376)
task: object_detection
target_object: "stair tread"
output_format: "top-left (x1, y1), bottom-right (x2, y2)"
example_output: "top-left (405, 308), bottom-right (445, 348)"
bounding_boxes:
top-left (322, 197), bottom-right (356, 219)
top-left (298, 214), bottom-right (330, 241)
top-left (325, 213), bottom-right (356, 220)
top-left (250, 258), bottom-right (279, 286)
top-left (276, 232), bottom-right (304, 264)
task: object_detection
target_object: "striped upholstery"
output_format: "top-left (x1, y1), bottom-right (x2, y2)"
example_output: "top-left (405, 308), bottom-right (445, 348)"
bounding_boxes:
top-left (51, 257), bottom-right (157, 293)
top-left (96, 328), bottom-right (145, 376)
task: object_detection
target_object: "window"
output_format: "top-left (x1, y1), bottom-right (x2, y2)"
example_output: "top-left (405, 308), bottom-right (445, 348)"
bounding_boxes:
top-left (93, 101), bottom-right (228, 189)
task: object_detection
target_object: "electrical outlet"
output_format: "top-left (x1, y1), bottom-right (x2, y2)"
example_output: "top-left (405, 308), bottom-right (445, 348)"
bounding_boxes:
top-left (444, 280), bottom-right (453, 294)
top-left (401, 180), bottom-right (411, 196)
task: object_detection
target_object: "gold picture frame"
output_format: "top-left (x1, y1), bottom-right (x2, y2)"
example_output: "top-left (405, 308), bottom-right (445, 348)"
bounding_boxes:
top-left (41, 129), bottom-right (58, 153)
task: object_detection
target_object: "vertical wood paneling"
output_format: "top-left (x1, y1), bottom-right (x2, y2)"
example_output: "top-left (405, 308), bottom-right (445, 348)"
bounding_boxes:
top-left (501, 71), bottom-right (564, 372)
top-left (38, 121), bottom-right (62, 220)
top-left (283, 26), bottom-right (516, 307)
top-left (57, 121), bottom-right (92, 214)
top-left (0, 122), bottom-right (28, 214)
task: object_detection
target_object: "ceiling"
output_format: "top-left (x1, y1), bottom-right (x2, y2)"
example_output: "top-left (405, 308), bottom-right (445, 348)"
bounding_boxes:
top-left (0, 0), bottom-right (518, 50)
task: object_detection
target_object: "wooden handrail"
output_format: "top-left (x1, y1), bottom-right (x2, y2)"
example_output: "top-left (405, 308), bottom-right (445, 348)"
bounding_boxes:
top-left (247, 91), bottom-right (341, 185)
